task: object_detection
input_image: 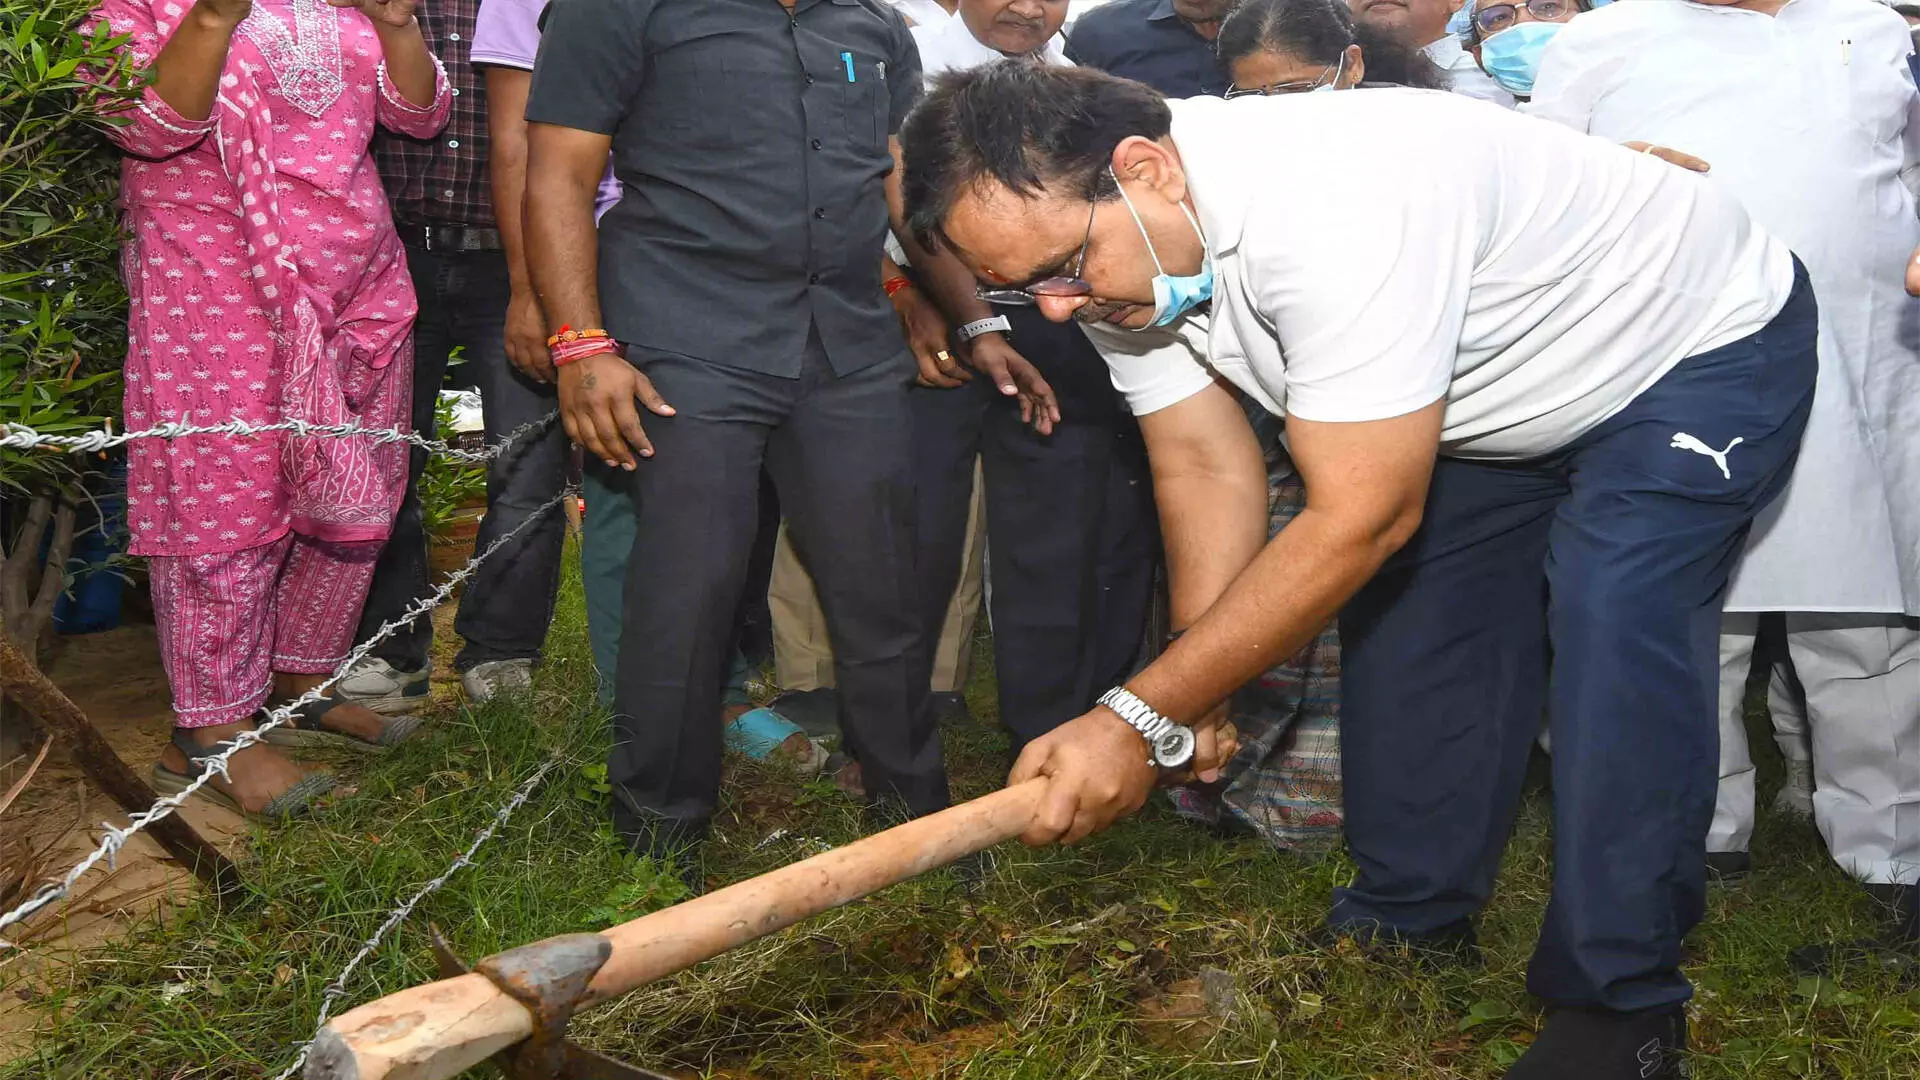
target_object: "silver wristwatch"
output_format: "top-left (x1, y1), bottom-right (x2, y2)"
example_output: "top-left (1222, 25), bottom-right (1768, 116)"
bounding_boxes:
top-left (955, 315), bottom-right (1013, 342)
top-left (1097, 686), bottom-right (1197, 770)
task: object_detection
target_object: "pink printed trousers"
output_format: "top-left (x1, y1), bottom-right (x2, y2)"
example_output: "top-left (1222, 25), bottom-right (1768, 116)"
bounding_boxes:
top-left (149, 534), bottom-right (382, 728)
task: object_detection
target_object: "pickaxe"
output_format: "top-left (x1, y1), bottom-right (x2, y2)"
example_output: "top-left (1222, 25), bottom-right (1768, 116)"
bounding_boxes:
top-left (304, 778), bottom-right (1045, 1080)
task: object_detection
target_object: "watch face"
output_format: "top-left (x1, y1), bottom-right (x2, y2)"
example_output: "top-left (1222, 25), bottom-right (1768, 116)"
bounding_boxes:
top-left (1153, 726), bottom-right (1197, 769)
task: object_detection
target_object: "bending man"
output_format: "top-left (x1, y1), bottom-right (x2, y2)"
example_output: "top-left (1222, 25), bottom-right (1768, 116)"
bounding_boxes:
top-left (900, 64), bottom-right (1813, 1080)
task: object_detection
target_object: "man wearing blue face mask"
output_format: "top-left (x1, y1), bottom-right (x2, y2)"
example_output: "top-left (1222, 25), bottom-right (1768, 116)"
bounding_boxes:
top-left (902, 62), bottom-right (1815, 1079)
top-left (1456, 0), bottom-right (1602, 98)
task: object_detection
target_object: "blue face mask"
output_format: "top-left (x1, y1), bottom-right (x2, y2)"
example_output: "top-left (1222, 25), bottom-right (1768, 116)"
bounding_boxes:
top-left (1478, 21), bottom-right (1564, 97)
top-left (1111, 168), bottom-right (1213, 329)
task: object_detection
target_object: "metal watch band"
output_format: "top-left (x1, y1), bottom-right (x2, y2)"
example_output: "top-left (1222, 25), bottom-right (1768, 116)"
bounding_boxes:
top-left (1097, 686), bottom-right (1179, 747)
top-left (956, 315), bottom-right (1013, 342)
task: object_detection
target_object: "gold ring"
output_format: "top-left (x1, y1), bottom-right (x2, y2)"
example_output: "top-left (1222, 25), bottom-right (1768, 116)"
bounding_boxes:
top-left (935, 350), bottom-right (952, 363)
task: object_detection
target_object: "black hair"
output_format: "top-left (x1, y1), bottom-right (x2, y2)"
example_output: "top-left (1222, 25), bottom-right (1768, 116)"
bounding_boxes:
top-left (900, 62), bottom-right (1172, 249)
top-left (1215, 0), bottom-right (1448, 90)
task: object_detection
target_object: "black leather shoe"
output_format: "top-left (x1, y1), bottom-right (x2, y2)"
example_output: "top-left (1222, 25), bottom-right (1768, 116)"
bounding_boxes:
top-left (1705, 850), bottom-right (1752, 882)
top-left (1504, 1004), bottom-right (1686, 1080)
top-left (1788, 883), bottom-right (1919, 984)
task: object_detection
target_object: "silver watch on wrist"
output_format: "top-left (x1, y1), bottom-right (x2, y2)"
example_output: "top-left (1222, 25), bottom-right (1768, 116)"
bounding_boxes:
top-left (1097, 686), bottom-right (1196, 770)
top-left (955, 315), bottom-right (1013, 342)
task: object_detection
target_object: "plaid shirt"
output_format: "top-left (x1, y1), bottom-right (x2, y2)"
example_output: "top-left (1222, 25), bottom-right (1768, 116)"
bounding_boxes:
top-left (372, 0), bottom-right (493, 229)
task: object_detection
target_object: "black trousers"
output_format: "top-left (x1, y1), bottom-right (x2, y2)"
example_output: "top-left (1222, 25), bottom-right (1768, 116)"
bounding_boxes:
top-left (610, 335), bottom-right (947, 834)
top-left (911, 306), bottom-right (1156, 747)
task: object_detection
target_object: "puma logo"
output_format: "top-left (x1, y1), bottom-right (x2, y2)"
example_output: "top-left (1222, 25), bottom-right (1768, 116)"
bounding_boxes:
top-left (1670, 432), bottom-right (1744, 480)
top-left (1637, 1036), bottom-right (1662, 1077)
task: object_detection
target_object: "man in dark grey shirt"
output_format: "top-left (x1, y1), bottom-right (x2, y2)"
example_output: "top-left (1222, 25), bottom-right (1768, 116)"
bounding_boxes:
top-left (525, 0), bottom-right (1050, 863)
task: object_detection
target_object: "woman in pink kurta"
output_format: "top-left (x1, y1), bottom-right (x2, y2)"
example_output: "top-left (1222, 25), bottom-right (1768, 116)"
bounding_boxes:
top-left (91, 0), bottom-right (450, 815)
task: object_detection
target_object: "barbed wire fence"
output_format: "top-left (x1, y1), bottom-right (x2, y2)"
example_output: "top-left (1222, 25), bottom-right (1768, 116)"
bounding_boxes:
top-left (0, 408), bottom-right (577, 1053)
top-left (268, 753), bottom-right (561, 1080)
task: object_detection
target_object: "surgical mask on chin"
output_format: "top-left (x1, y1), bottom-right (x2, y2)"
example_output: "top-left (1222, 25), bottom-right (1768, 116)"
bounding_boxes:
top-left (1111, 168), bottom-right (1213, 329)
top-left (1478, 21), bottom-right (1564, 97)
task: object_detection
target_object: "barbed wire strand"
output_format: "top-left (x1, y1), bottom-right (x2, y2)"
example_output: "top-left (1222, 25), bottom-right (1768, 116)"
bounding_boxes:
top-left (0, 485), bottom-right (579, 946)
top-left (0, 410), bottom-right (558, 464)
top-left (269, 754), bottom-right (561, 1080)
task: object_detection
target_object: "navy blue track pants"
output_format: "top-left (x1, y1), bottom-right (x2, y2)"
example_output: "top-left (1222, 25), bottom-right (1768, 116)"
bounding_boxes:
top-left (1334, 264), bottom-right (1818, 1011)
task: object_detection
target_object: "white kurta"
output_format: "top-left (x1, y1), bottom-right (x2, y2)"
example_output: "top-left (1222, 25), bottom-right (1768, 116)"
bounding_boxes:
top-left (1530, 0), bottom-right (1920, 615)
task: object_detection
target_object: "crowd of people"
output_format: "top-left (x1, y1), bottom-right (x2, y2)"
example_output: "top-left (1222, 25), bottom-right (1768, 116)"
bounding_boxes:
top-left (89, 0), bottom-right (1920, 1076)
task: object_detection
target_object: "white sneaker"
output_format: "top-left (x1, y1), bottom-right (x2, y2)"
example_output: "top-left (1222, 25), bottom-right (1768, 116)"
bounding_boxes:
top-left (462, 658), bottom-right (535, 704)
top-left (334, 656), bottom-right (431, 715)
top-left (1771, 757), bottom-right (1815, 820)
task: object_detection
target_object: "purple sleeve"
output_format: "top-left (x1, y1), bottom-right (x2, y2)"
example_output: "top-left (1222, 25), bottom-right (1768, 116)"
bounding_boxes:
top-left (471, 0), bottom-right (544, 69)
top-left (593, 163), bottom-right (622, 222)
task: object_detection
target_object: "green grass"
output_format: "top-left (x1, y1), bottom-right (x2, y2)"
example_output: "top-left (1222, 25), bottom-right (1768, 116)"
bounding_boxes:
top-left (5, 548), bottom-right (1919, 1079)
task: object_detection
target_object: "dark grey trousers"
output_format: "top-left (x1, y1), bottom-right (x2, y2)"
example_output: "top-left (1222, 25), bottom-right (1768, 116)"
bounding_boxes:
top-left (609, 335), bottom-right (947, 834)
top-left (358, 245), bottom-right (569, 672)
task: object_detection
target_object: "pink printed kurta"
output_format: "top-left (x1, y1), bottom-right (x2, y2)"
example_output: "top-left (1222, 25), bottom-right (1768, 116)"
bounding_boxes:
top-left (92, 0), bottom-right (450, 558)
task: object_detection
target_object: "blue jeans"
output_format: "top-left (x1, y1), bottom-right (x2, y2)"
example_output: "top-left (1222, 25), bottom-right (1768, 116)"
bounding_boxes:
top-left (1333, 265), bottom-right (1818, 1011)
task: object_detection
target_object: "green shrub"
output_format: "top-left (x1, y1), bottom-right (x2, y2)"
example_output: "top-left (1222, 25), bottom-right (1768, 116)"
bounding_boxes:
top-left (1, 0), bottom-right (142, 493)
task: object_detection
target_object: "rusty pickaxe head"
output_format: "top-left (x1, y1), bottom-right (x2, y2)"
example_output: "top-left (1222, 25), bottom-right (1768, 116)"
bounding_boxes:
top-left (429, 927), bottom-right (675, 1080)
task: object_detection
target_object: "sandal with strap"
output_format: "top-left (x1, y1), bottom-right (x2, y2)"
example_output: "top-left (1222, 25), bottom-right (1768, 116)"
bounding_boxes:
top-left (259, 697), bottom-right (426, 755)
top-left (150, 727), bottom-right (335, 821)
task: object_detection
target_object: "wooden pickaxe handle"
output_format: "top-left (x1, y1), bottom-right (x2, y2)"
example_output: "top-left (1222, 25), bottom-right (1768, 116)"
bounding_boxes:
top-left (307, 778), bottom-right (1046, 1080)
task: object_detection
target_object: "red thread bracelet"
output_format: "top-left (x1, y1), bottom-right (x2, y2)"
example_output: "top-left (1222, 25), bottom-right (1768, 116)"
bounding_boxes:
top-left (883, 276), bottom-right (914, 298)
top-left (551, 337), bottom-right (621, 367)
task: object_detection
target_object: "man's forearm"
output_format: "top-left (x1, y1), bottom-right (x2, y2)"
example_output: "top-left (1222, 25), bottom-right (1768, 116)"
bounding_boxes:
top-left (525, 136), bottom-right (605, 331)
top-left (1128, 506), bottom-right (1400, 727)
top-left (486, 68), bottom-right (534, 291)
top-left (895, 228), bottom-right (996, 327)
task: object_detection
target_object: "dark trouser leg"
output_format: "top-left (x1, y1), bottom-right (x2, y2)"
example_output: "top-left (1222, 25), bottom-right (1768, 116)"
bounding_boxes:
top-left (452, 251), bottom-right (572, 670)
top-left (771, 344), bottom-right (948, 815)
top-left (908, 377), bottom-right (989, 693)
top-left (1531, 273), bottom-right (1817, 1011)
top-left (581, 458), bottom-right (637, 703)
top-left (356, 242), bottom-right (451, 667)
top-left (980, 308), bottom-right (1156, 745)
top-left (978, 414), bottom-right (1142, 745)
top-left (609, 354), bottom-right (778, 836)
top-left (1092, 415), bottom-right (1156, 692)
top-left (1332, 458), bottom-right (1560, 940)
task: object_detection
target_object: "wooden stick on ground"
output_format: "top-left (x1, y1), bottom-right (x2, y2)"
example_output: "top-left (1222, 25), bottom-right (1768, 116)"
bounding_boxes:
top-left (0, 633), bottom-right (242, 902)
top-left (308, 778), bottom-right (1046, 1080)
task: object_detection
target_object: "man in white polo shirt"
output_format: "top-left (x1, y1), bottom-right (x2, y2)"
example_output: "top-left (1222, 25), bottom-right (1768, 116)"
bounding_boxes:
top-left (900, 64), bottom-right (1814, 1079)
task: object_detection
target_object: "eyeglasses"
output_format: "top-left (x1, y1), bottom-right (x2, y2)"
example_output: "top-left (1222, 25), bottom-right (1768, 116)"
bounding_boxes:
top-left (1474, 0), bottom-right (1574, 36)
top-left (976, 196), bottom-right (1099, 307)
top-left (1223, 60), bottom-right (1340, 100)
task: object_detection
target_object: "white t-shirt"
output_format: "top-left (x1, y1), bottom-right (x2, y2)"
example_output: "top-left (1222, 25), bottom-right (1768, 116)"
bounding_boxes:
top-left (1101, 90), bottom-right (1795, 461)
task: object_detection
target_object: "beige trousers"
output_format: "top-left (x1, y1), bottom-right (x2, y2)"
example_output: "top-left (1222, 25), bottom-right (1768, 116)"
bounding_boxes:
top-left (770, 461), bottom-right (985, 694)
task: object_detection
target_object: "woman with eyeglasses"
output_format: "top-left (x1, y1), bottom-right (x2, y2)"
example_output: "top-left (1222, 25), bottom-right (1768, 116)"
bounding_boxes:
top-left (1455, 0), bottom-right (1606, 99)
top-left (1216, 0), bottom-right (1448, 97)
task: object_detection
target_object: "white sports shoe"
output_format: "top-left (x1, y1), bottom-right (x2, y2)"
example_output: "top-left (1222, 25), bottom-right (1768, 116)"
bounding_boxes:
top-left (462, 658), bottom-right (535, 704)
top-left (1771, 757), bottom-right (1815, 820)
top-left (334, 656), bottom-right (431, 715)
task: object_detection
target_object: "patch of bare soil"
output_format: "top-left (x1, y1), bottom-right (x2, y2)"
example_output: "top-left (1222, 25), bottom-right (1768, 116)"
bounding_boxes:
top-left (0, 616), bottom-right (252, 1062)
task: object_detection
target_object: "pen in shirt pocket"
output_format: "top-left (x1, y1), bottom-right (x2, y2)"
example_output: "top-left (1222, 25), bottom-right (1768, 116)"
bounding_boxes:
top-left (842, 51), bottom-right (856, 82)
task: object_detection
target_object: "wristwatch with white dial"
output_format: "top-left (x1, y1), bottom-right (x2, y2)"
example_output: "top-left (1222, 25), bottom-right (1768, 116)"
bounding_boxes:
top-left (955, 315), bottom-right (1013, 343)
top-left (1097, 686), bottom-right (1197, 770)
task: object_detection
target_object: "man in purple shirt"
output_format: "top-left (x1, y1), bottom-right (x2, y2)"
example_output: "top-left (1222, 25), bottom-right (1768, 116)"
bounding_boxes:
top-left (349, 0), bottom-right (574, 712)
top-left (471, 0), bottom-right (635, 695)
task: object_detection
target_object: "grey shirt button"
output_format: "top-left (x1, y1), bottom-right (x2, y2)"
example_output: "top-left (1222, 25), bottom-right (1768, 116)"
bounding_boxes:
top-left (448, 139), bottom-right (460, 148)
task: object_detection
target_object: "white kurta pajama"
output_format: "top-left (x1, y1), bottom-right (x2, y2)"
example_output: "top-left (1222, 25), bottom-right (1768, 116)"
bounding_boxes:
top-left (1532, 0), bottom-right (1920, 885)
